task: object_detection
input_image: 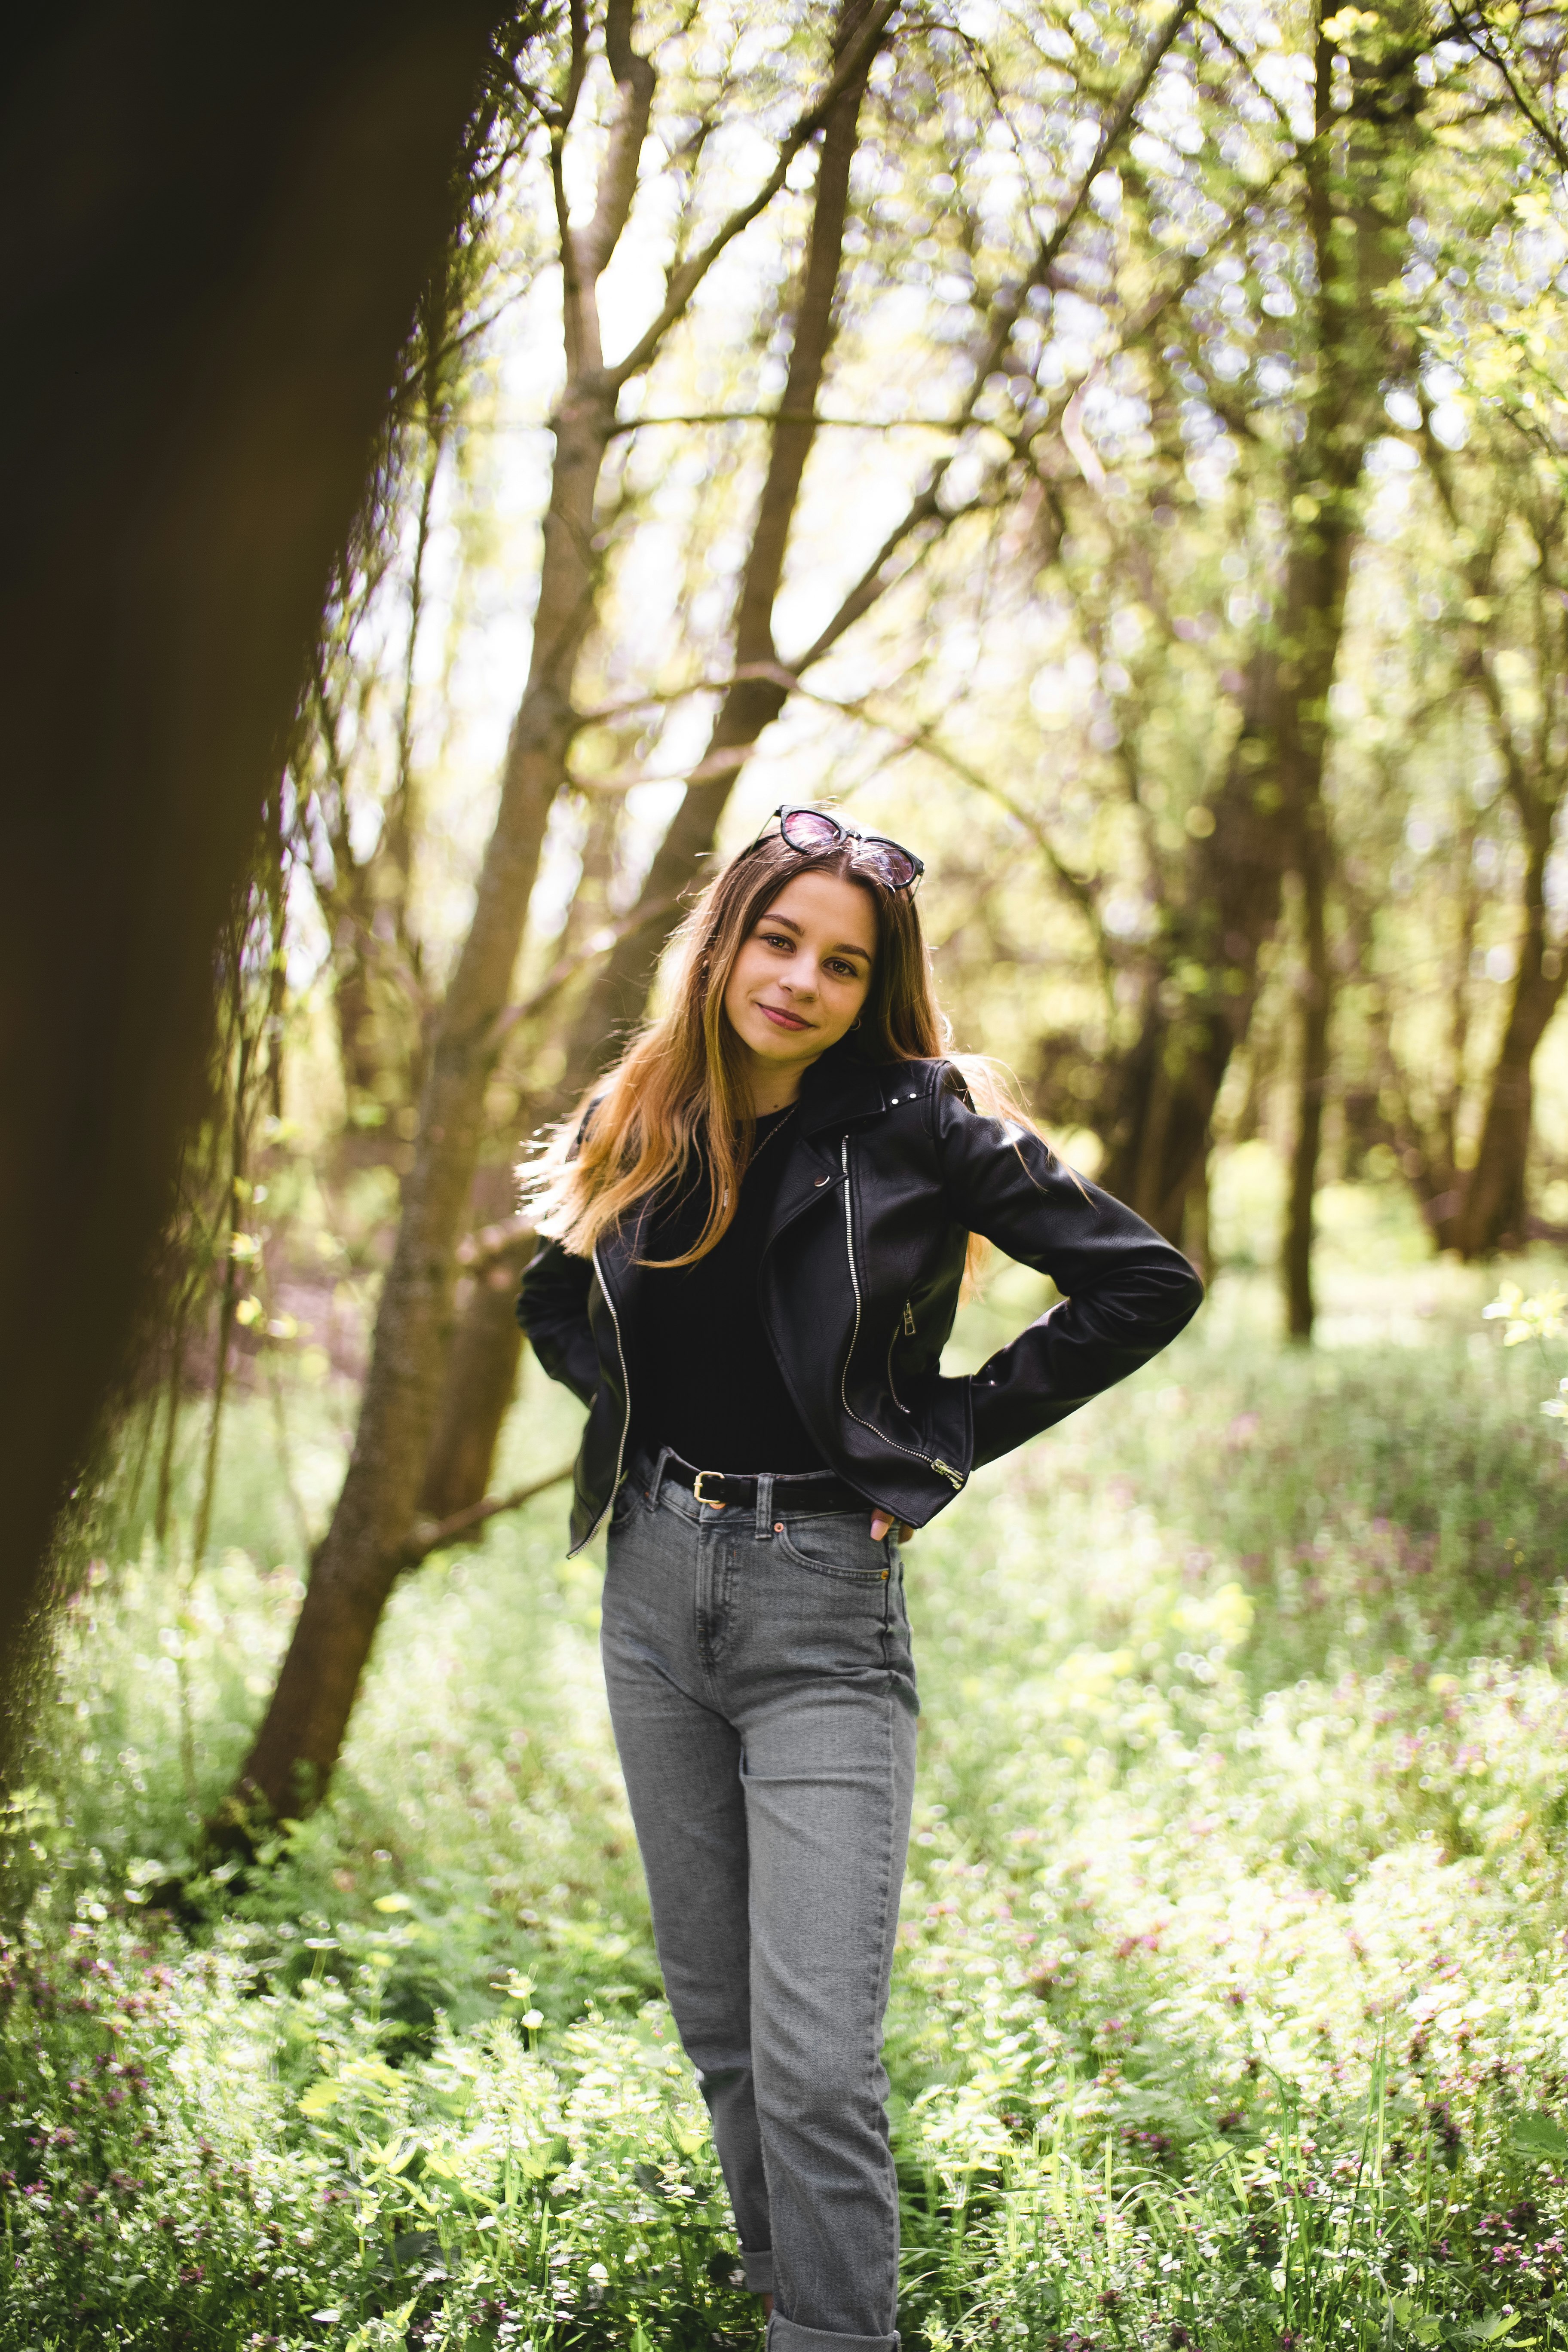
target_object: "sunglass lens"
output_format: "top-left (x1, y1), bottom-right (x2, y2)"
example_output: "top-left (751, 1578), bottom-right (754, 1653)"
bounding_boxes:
top-left (780, 808), bottom-right (843, 851)
top-left (856, 840), bottom-right (919, 889)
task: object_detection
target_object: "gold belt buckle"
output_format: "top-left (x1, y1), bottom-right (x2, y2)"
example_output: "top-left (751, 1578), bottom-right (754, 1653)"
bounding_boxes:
top-left (692, 1469), bottom-right (725, 1508)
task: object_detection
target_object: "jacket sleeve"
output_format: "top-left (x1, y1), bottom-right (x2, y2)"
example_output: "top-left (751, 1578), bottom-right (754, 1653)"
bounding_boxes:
top-left (517, 1239), bottom-right (599, 1407)
top-left (930, 1068), bottom-right (1204, 1468)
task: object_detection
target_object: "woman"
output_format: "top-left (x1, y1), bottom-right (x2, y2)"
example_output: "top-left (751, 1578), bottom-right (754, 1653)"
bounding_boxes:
top-left (518, 806), bottom-right (1202, 2352)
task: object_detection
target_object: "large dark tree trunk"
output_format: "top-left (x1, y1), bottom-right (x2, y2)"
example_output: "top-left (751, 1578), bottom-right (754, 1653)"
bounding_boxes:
top-left (0, 0), bottom-right (513, 1753)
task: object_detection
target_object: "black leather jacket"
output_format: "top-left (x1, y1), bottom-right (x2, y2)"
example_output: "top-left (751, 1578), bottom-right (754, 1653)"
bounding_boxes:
top-left (518, 1048), bottom-right (1203, 1553)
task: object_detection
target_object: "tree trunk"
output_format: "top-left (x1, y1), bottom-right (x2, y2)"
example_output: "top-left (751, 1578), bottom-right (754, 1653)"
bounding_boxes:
top-left (1276, 0), bottom-right (1418, 1335)
top-left (1452, 825), bottom-right (1568, 1256)
top-left (0, 0), bottom-right (513, 1752)
top-left (1097, 646), bottom-right (1290, 1239)
top-left (229, 350), bottom-right (624, 1819)
top-left (1179, 1145), bottom-right (1211, 1280)
top-left (1412, 413), bottom-right (1568, 1257)
top-left (1285, 840), bottom-right (1332, 1338)
top-left (416, 1234), bottom-right (535, 1522)
top-left (1277, 502), bottom-right (1354, 1339)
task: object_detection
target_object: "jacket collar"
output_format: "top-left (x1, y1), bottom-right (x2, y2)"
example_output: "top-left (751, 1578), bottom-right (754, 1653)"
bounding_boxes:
top-left (794, 1042), bottom-right (897, 1135)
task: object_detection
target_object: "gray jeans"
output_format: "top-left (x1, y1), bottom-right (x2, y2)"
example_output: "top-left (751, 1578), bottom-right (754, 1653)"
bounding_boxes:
top-left (601, 1451), bottom-right (919, 2352)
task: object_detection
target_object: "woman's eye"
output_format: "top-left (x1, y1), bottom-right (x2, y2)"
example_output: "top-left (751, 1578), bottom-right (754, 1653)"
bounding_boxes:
top-left (827, 960), bottom-right (856, 979)
top-left (761, 931), bottom-right (793, 950)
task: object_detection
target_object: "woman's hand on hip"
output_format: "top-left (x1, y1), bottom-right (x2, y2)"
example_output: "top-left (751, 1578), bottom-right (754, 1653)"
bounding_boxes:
top-left (870, 1510), bottom-right (915, 1542)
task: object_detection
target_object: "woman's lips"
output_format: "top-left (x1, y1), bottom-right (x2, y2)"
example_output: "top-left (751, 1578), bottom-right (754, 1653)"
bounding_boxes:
top-left (759, 1002), bottom-right (811, 1031)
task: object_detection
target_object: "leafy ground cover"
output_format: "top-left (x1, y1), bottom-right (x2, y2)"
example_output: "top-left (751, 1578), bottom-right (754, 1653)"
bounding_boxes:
top-left (9, 1239), bottom-right (1568, 2349)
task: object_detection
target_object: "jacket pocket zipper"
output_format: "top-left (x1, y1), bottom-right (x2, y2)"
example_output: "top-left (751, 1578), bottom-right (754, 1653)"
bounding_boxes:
top-left (841, 1139), bottom-right (963, 1490)
top-left (887, 1299), bottom-right (916, 1416)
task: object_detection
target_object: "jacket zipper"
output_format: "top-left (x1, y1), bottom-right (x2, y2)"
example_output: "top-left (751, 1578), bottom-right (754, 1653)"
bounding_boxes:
top-left (840, 1137), bottom-right (963, 1489)
top-left (589, 1243), bottom-right (632, 1539)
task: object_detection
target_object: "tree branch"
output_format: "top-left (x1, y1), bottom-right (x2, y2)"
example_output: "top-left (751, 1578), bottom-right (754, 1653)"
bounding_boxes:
top-left (790, 0), bottom-right (1199, 674)
top-left (608, 407), bottom-right (997, 435)
top-left (606, 0), bottom-right (901, 388)
top-left (573, 0), bottom-right (658, 287)
top-left (485, 891), bottom-right (682, 1050)
top-left (400, 1461), bottom-right (575, 1568)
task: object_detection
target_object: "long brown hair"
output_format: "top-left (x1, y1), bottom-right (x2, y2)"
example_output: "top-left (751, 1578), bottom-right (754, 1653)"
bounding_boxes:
top-left (522, 825), bottom-right (1032, 1265)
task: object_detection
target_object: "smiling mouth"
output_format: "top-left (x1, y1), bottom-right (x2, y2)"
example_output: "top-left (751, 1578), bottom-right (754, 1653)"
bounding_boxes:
top-left (759, 1003), bottom-right (812, 1032)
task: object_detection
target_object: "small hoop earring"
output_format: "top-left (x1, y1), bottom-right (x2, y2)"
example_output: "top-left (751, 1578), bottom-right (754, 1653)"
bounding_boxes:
top-left (850, 1016), bottom-right (862, 1031)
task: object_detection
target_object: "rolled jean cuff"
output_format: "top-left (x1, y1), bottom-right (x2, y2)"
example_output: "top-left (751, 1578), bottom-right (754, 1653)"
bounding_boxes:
top-left (767, 2316), bottom-right (897, 2352)
top-left (742, 2248), bottom-right (775, 2293)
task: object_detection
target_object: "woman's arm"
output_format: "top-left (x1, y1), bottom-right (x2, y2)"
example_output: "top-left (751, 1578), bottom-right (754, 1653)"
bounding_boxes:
top-left (517, 1240), bottom-right (599, 1406)
top-left (931, 1068), bottom-right (1204, 1468)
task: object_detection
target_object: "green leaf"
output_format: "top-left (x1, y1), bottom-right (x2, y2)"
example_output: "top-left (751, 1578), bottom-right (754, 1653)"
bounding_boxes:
top-left (1512, 2113), bottom-right (1568, 2160)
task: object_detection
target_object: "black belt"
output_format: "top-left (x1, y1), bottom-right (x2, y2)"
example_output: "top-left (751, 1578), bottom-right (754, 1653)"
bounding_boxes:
top-left (655, 1454), bottom-right (867, 1516)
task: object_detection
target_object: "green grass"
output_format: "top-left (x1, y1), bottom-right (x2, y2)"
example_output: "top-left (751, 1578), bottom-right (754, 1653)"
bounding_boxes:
top-left (8, 1243), bottom-right (1568, 2347)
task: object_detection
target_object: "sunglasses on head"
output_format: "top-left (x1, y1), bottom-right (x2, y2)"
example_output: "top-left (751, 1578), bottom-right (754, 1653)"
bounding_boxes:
top-left (750, 804), bottom-right (925, 893)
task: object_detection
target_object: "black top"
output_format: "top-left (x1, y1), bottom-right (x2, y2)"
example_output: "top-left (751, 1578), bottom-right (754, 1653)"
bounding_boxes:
top-left (624, 1106), bottom-right (826, 1474)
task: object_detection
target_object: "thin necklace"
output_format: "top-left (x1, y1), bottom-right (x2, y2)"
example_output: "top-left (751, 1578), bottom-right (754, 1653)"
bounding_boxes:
top-left (719, 1102), bottom-right (796, 1208)
top-left (746, 1101), bottom-right (798, 1168)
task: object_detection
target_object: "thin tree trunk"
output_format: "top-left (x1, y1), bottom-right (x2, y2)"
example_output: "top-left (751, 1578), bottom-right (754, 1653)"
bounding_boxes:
top-left (1453, 825), bottom-right (1568, 1255)
top-left (1179, 1145), bottom-right (1210, 1280)
top-left (230, 392), bottom-right (620, 1816)
top-left (1417, 426), bottom-right (1568, 1257)
top-left (153, 1307), bottom-right (189, 1550)
top-left (193, 983), bottom-right (255, 1560)
top-left (1285, 818), bottom-right (1332, 1338)
top-left (1276, 491), bottom-right (1355, 1340)
top-left (1277, 0), bottom-right (1417, 1335)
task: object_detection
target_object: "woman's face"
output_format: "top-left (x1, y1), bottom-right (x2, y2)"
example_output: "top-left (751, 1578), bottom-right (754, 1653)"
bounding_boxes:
top-left (721, 869), bottom-right (877, 1095)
